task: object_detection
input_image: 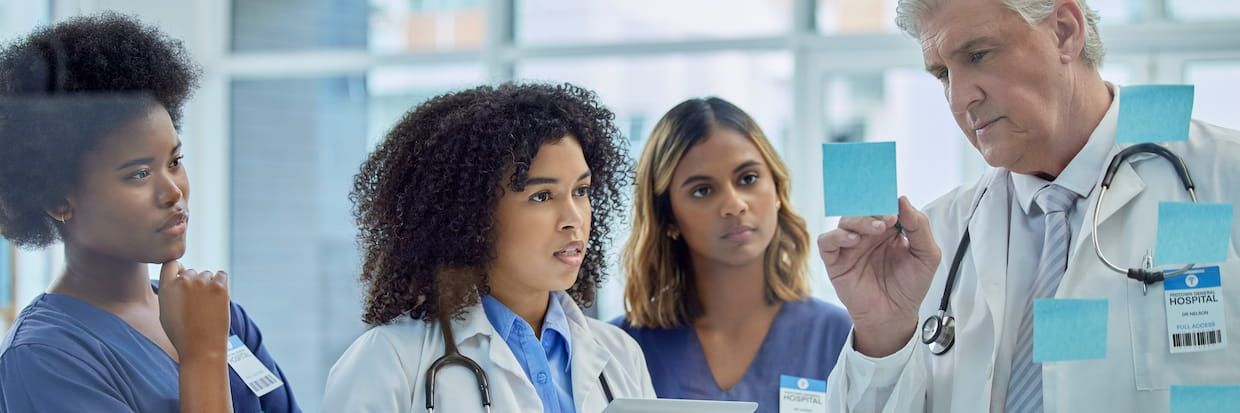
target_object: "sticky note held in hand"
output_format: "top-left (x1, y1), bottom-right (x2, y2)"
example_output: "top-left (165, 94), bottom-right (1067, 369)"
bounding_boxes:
top-left (821, 142), bottom-right (897, 217)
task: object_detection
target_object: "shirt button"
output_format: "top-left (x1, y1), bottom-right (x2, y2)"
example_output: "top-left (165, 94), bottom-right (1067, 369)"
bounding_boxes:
top-left (536, 372), bottom-right (548, 384)
top-left (987, 364), bottom-right (994, 379)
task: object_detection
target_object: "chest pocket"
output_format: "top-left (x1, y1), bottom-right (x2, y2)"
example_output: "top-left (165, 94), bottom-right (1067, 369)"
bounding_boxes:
top-left (1126, 258), bottom-right (1240, 390)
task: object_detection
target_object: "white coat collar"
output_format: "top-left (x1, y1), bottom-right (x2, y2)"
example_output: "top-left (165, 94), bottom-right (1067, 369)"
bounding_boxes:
top-left (447, 291), bottom-right (614, 412)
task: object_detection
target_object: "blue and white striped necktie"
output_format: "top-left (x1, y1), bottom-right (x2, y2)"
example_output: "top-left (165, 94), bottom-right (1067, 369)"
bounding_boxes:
top-left (1006, 183), bottom-right (1079, 413)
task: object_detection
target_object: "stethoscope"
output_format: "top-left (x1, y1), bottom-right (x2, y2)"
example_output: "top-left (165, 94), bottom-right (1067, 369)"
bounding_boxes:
top-left (921, 143), bottom-right (1200, 355)
top-left (424, 312), bottom-right (615, 412)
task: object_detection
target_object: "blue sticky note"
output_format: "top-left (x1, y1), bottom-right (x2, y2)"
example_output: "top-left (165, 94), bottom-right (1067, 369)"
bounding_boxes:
top-left (1117, 85), bottom-right (1194, 143)
top-left (1033, 298), bottom-right (1108, 363)
top-left (821, 142), bottom-right (897, 217)
top-left (1171, 385), bottom-right (1240, 413)
top-left (1155, 202), bottom-right (1234, 266)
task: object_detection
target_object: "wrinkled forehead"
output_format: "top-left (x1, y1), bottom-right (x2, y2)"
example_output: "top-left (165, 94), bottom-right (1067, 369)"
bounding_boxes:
top-left (917, 0), bottom-right (1014, 64)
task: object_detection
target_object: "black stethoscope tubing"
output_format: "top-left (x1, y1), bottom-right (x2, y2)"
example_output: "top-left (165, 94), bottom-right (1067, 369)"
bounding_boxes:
top-left (922, 143), bottom-right (1199, 356)
top-left (424, 312), bottom-right (615, 411)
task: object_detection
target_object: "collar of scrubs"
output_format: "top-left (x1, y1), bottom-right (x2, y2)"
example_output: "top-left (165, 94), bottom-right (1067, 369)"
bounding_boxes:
top-left (1011, 82), bottom-right (1120, 215)
top-left (479, 293), bottom-right (573, 368)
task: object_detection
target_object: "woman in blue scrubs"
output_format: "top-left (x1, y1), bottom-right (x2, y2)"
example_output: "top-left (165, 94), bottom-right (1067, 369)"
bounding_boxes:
top-left (0, 13), bottom-right (298, 412)
top-left (614, 97), bottom-right (851, 412)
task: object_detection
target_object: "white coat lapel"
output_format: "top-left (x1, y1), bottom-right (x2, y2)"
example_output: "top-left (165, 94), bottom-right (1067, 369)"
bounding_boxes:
top-left (1067, 153), bottom-right (1148, 280)
top-left (969, 170), bottom-right (1013, 339)
top-left (559, 293), bottom-right (610, 412)
top-left (450, 303), bottom-right (541, 408)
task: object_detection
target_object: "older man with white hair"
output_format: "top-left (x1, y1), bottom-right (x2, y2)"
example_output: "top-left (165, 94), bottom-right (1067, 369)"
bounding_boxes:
top-left (816, 0), bottom-right (1240, 411)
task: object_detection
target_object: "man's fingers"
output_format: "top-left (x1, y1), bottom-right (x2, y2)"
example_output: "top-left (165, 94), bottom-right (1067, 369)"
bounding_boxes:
top-left (897, 196), bottom-right (939, 258)
top-left (818, 229), bottom-right (862, 265)
top-left (839, 215), bottom-right (898, 236)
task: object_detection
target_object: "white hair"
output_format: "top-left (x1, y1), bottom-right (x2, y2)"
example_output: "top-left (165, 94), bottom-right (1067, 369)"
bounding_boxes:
top-left (895, 0), bottom-right (1105, 68)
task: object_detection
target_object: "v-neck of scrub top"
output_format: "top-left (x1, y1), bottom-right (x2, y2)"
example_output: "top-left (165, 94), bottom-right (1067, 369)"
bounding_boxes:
top-left (43, 288), bottom-right (181, 367)
top-left (686, 302), bottom-right (789, 395)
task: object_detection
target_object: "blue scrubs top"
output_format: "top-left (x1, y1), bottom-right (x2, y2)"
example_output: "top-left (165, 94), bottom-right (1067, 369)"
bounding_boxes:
top-left (0, 283), bottom-right (300, 413)
top-left (613, 298), bottom-right (851, 413)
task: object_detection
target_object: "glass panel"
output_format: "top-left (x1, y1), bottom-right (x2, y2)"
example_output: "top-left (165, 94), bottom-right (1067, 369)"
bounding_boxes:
top-left (367, 65), bottom-right (486, 145)
top-left (229, 66), bottom-right (482, 409)
top-left (1170, 0), bottom-right (1240, 21)
top-left (230, 76), bottom-right (369, 413)
top-left (816, 0), bottom-right (897, 34)
top-left (0, 0), bottom-right (49, 334)
top-left (1088, 0), bottom-right (1137, 24)
top-left (517, 0), bottom-right (793, 45)
top-left (232, 0), bottom-right (368, 52)
top-left (820, 69), bottom-right (982, 210)
top-left (518, 52), bottom-right (793, 320)
top-left (830, 0), bottom-right (1135, 35)
top-left (0, 0), bottom-right (48, 43)
top-left (1, 239), bottom-right (12, 330)
top-left (370, 0), bottom-right (487, 53)
top-left (1186, 60), bottom-right (1240, 131)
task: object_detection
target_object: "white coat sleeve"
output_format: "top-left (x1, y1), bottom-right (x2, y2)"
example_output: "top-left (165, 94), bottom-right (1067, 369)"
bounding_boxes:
top-left (322, 328), bottom-right (418, 413)
top-left (627, 336), bottom-right (657, 398)
top-left (826, 328), bottom-right (929, 412)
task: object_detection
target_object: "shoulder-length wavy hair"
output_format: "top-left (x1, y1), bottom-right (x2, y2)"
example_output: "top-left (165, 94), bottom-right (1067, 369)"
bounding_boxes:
top-left (622, 97), bottom-right (810, 329)
top-left (351, 82), bottom-right (631, 325)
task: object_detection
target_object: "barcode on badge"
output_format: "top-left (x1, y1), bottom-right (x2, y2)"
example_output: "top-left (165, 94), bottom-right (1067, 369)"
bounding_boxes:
top-left (1172, 330), bottom-right (1222, 348)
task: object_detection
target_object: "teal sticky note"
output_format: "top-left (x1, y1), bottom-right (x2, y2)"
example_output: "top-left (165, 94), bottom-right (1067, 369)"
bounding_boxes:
top-left (1155, 202), bottom-right (1234, 266)
top-left (1171, 385), bottom-right (1240, 413)
top-left (1033, 298), bottom-right (1108, 362)
top-left (1116, 85), bottom-right (1194, 143)
top-left (821, 142), bottom-right (897, 217)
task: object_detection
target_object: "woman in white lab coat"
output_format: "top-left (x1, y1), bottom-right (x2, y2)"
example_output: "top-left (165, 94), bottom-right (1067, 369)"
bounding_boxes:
top-left (322, 83), bottom-right (655, 413)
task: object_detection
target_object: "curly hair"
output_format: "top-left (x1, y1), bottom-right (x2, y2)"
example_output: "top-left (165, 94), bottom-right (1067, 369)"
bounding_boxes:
top-left (0, 12), bottom-right (200, 247)
top-left (351, 82), bottom-right (632, 325)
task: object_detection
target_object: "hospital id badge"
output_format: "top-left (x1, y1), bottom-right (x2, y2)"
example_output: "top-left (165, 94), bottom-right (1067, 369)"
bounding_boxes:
top-left (779, 375), bottom-right (826, 413)
top-left (227, 335), bottom-right (284, 397)
top-left (1163, 266), bottom-right (1227, 354)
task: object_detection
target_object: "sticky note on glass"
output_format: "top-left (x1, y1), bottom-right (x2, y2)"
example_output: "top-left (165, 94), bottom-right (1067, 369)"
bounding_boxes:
top-left (1116, 85), bottom-right (1194, 143)
top-left (821, 142), bottom-right (897, 217)
top-left (1171, 385), bottom-right (1240, 413)
top-left (1033, 298), bottom-right (1108, 363)
top-left (1155, 202), bottom-right (1234, 266)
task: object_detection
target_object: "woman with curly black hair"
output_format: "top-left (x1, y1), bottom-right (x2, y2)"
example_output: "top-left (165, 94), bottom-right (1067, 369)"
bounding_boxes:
top-left (322, 83), bottom-right (655, 412)
top-left (0, 13), bottom-right (298, 412)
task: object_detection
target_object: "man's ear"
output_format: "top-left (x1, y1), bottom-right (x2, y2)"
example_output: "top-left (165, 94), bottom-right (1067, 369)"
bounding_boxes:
top-left (1051, 0), bottom-right (1088, 64)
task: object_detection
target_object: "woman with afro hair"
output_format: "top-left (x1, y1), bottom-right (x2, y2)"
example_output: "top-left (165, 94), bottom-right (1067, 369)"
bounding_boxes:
top-left (322, 83), bottom-right (655, 412)
top-left (0, 13), bottom-right (299, 412)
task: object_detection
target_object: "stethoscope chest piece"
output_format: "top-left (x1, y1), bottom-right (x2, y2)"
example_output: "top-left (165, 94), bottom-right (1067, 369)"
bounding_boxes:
top-left (921, 311), bottom-right (956, 355)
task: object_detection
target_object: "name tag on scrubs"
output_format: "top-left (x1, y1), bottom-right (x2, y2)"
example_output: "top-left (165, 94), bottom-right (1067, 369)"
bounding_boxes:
top-left (779, 375), bottom-right (826, 413)
top-left (1164, 266), bottom-right (1227, 353)
top-left (227, 335), bottom-right (283, 397)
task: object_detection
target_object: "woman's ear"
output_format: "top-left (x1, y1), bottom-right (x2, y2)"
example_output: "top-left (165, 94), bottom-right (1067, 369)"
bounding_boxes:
top-left (45, 199), bottom-right (73, 223)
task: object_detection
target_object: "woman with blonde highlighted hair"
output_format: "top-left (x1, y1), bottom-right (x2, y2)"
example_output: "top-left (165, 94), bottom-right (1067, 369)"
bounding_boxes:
top-left (612, 97), bottom-right (850, 412)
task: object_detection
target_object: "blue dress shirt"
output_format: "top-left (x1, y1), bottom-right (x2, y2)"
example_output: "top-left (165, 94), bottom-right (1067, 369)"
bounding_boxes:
top-left (482, 294), bottom-right (575, 413)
